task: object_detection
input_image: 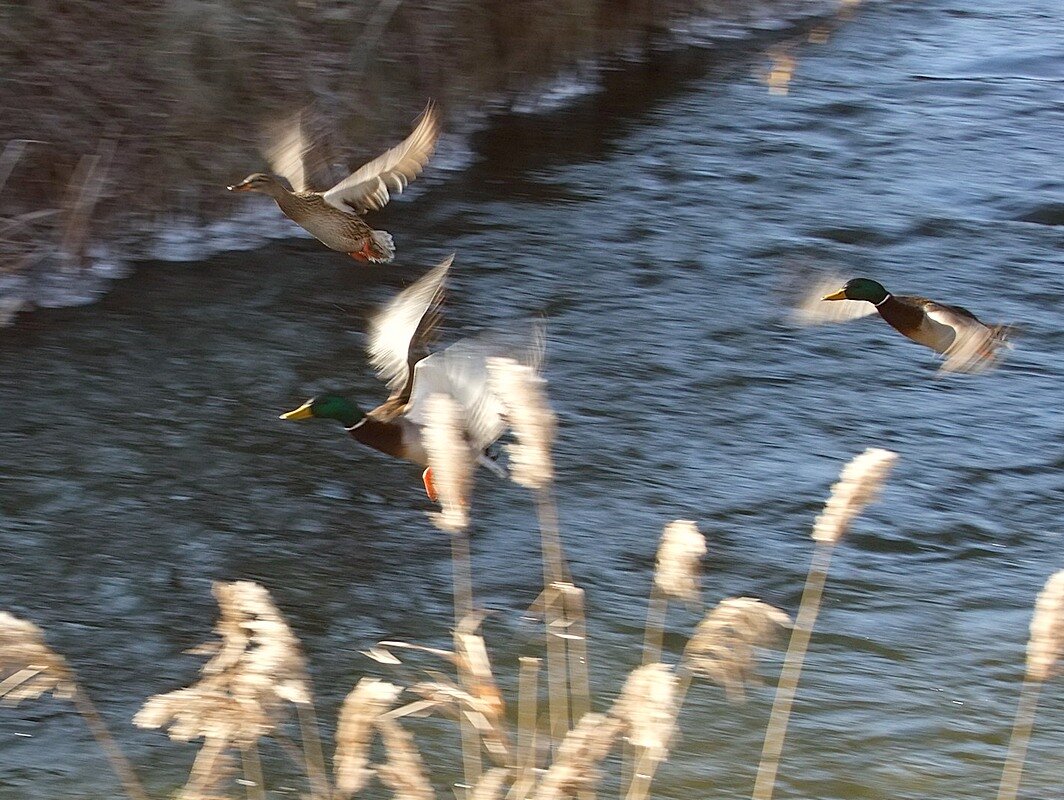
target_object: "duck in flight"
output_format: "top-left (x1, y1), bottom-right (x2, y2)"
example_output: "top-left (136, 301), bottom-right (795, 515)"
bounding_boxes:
top-left (280, 255), bottom-right (538, 500)
top-left (812, 277), bottom-right (1012, 373)
top-left (228, 104), bottom-right (439, 263)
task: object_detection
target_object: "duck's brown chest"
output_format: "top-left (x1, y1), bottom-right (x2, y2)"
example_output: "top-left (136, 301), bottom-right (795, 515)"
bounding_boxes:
top-left (349, 416), bottom-right (408, 461)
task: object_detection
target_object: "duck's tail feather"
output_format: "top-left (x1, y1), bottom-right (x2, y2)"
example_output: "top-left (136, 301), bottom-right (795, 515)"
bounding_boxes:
top-left (366, 230), bottom-right (395, 263)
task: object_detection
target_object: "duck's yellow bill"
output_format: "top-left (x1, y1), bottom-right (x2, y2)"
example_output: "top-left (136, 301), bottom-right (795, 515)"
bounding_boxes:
top-left (822, 289), bottom-right (848, 301)
top-left (280, 401), bottom-right (314, 421)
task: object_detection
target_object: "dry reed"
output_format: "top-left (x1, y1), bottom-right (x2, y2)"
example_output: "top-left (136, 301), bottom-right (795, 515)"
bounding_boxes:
top-left (425, 393), bottom-right (475, 536)
top-left (643, 520), bottom-right (705, 666)
top-left (334, 678), bottom-right (403, 798)
top-left (752, 448), bottom-right (898, 800)
top-left (531, 713), bottom-right (624, 800)
top-left (135, 580), bottom-right (323, 799)
top-left (377, 717), bottom-right (437, 800)
top-left (996, 570), bottom-right (1064, 800)
top-left (487, 358), bottom-right (555, 493)
top-left (683, 598), bottom-right (793, 703)
top-left (0, 612), bottom-right (149, 800)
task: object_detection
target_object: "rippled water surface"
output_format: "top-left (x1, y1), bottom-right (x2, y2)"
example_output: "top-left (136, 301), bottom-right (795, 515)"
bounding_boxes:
top-left (2, 1), bottom-right (1062, 797)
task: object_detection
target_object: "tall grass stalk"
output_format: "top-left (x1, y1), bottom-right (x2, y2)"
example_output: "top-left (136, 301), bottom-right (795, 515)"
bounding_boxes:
top-left (996, 569), bottom-right (1064, 800)
top-left (295, 701), bottom-right (329, 800)
top-left (426, 393), bottom-right (481, 794)
top-left (752, 448), bottom-right (897, 800)
top-left (241, 742), bottom-right (266, 800)
top-left (0, 612), bottom-right (149, 800)
top-left (512, 657), bottom-right (541, 800)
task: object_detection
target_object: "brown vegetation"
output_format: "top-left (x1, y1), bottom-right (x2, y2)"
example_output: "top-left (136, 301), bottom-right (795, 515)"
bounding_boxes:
top-left (0, 0), bottom-right (775, 286)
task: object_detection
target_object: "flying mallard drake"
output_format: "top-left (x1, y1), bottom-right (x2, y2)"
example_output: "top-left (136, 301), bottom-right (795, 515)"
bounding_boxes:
top-left (228, 104), bottom-right (439, 263)
top-left (280, 254), bottom-right (536, 500)
top-left (799, 277), bottom-right (1012, 373)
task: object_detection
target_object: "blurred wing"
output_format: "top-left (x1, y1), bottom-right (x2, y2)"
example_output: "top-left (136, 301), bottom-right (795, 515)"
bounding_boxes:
top-left (925, 302), bottom-right (1010, 374)
top-left (791, 276), bottom-right (878, 325)
top-left (407, 340), bottom-right (509, 453)
top-left (368, 255), bottom-right (452, 395)
top-left (321, 104), bottom-right (439, 214)
top-left (264, 113), bottom-right (310, 193)
top-left (264, 110), bottom-right (340, 194)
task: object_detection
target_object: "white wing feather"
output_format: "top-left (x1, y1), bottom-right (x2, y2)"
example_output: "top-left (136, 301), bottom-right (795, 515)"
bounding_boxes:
top-left (264, 114), bottom-right (310, 193)
top-left (367, 255), bottom-right (452, 392)
top-left (406, 340), bottom-right (509, 453)
top-left (321, 105), bottom-right (439, 214)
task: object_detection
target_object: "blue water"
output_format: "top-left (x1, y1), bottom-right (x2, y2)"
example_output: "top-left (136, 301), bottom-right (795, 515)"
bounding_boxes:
top-left (1, 1), bottom-right (1062, 797)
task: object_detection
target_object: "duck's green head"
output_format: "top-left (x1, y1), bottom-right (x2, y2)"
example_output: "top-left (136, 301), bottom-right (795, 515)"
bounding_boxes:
top-left (280, 395), bottom-right (365, 427)
top-left (823, 278), bottom-right (888, 304)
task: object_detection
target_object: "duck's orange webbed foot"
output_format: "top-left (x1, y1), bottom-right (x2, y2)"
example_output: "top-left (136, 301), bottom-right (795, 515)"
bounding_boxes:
top-left (422, 467), bottom-right (438, 503)
top-left (347, 242), bottom-right (374, 262)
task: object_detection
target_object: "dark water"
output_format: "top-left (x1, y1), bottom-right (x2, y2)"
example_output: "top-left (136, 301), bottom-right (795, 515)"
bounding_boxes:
top-left (2, 1), bottom-right (1063, 797)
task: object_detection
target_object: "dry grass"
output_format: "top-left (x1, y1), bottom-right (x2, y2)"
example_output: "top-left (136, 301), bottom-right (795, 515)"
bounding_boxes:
top-left (7, 377), bottom-right (1057, 800)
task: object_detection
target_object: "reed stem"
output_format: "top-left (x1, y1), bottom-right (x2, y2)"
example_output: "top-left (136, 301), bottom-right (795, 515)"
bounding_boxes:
top-left (296, 701), bottom-right (330, 799)
top-left (71, 687), bottom-right (150, 800)
top-left (452, 531), bottom-right (481, 795)
top-left (641, 586), bottom-right (668, 667)
top-left (751, 542), bottom-right (835, 800)
top-left (544, 583), bottom-right (572, 757)
top-left (996, 676), bottom-right (1044, 800)
top-left (511, 657), bottom-right (541, 800)
top-left (241, 742), bottom-right (266, 800)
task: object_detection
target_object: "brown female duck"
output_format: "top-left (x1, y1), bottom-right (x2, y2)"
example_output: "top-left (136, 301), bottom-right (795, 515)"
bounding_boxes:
top-left (229, 104), bottom-right (439, 263)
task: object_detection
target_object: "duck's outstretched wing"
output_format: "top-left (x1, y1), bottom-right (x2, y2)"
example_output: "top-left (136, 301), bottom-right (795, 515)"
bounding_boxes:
top-left (407, 328), bottom-right (543, 453)
top-left (791, 275), bottom-right (878, 325)
top-left (368, 255), bottom-right (452, 399)
top-left (321, 103), bottom-right (439, 214)
top-left (263, 109), bottom-right (339, 194)
top-left (923, 301), bottom-right (1013, 373)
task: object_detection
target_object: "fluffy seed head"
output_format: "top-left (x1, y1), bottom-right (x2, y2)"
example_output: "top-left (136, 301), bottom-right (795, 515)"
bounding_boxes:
top-left (334, 678), bottom-right (403, 798)
top-left (531, 713), bottom-right (623, 800)
top-left (0, 612), bottom-right (75, 705)
top-left (654, 520), bottom-right (706, 606)
top-left (610, 663), bottom-right (677, 753)
top-left (812, 448), bottom-right (898, 544)
top-left (424, 393), bottom-right (473, 533)
top-left (684, 597), bottom-right (792, 701)
top-left (134, 581), bottom-right (310, 748)
top-left (1027, 570), bottom-right (1064, 682)
top-left (376, 717), bottom-right (435, 800)
top-left (488, 357), bottom-right (555, 490)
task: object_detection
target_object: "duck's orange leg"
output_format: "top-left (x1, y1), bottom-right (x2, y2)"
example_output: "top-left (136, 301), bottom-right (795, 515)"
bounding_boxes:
top-left (422, 467), bottom-right (438, 503)
top-left (348, 241), bottom-right (375, 262)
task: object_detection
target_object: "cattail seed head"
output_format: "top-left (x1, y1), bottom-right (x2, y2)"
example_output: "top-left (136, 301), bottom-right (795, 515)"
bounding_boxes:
top-left (0, 612), bottom-right (75, 705)
top-left (610, 663), bottom-right (677, 753)
top-left (1027, 570), bottom-right (1064, 683)
top-left (812, 448), bottom-right (898, 544)
top-left (532, 713), bottom-right (622, 800)
top-left (684, 597), bottom-right (792, 702)
top-left (334, 678), bottom-right (403, 798)
top-left (134, 581), bottom-right (310, 748)
top-left (653, 520), bottom-right (706, 606)
top-left (487, 357), bottom-right (555, 490)
top-left (424, 393), bottom-right (473, 534)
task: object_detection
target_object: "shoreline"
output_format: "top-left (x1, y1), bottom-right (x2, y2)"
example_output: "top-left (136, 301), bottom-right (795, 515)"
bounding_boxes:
top-left (0, 0), bottom-right (845, 322)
